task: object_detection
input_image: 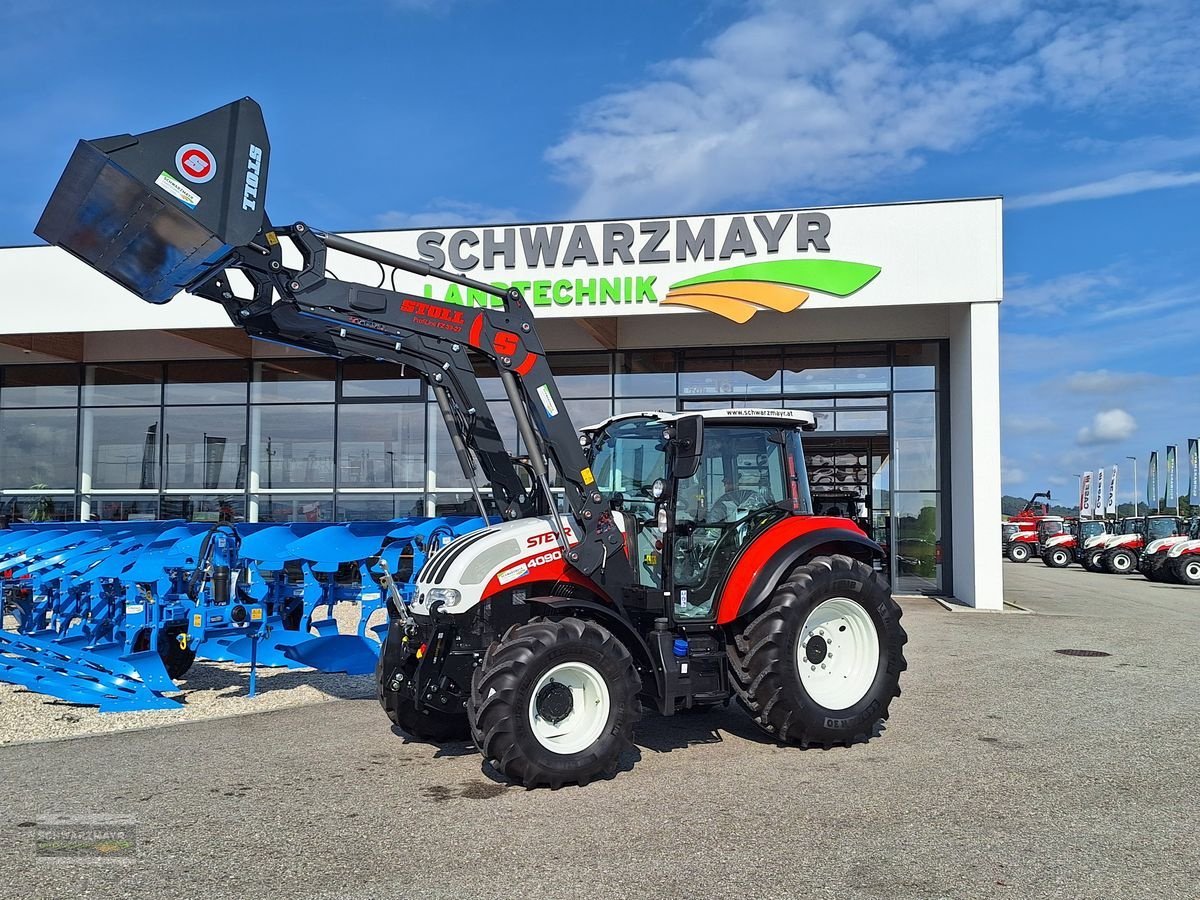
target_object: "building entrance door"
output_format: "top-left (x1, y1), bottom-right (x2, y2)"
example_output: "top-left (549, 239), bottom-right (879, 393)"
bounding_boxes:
top-left (804, 435), bottom-right (891, 573)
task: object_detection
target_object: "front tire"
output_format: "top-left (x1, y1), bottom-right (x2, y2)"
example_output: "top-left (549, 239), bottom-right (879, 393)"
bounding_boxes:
top-left (1083, 550), bottom-right (1105, 572)
top-left (1104, 549), bottom-right (1136, 575)
top-left (728, 555), bottom-right (906, 748)
top-left (376, 623), bottom-right (470, 742)
top-left (1043, 547), bottom-right (1071, 568)
top-left (470, 617), bottom-right (640, 789)
top-left (1007, 543), bottom-right (1031, 563)
top-left (1171, 557), bottom-right (1200, 586)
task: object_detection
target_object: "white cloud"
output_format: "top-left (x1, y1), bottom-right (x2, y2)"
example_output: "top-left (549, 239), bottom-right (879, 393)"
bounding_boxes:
top-left (1062, 370), bottom-right (1157, 393)
top-left (1009, 170), bottom-right (1200, 210)
top-left (1077, 409), bottom-right (1137, 446)
top-left (547, 1), bottom-right (1200, 217)
top-left (1003, 268), bottom-right (1122, 316)
top-left (374, 200), bottom-right (520, 229)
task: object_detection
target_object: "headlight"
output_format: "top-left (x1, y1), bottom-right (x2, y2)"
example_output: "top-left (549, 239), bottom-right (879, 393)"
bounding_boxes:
top-left (426, 587), bottom-right (462, 610)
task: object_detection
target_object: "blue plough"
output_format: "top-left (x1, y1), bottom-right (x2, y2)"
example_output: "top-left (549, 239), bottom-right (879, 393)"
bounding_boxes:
top-left (0, 516), bottom-right (487, 712)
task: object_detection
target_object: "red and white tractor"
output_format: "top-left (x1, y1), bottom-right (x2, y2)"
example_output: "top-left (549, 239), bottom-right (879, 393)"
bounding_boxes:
top-left (1094, 516), bottom-right (1182, 575)
top-left (37, 98), bottom-right (909, 789)
top-left (1160, 517), bottom-right (1200, 585)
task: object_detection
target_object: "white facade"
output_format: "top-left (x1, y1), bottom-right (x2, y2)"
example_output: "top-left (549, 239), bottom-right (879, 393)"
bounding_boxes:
top-left (0, 197), bottom-right (1003, 608)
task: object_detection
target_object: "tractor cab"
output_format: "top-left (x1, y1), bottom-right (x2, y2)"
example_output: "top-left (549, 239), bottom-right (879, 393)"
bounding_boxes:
top-left (1143, 516), bottom-right (1184, 541)
top-left (585, 408), bottom-right (826, 622)
top-left (1036, 516), bottom-right (1066, 543)
top-left (1079, 519), bottom-right (1110, 540)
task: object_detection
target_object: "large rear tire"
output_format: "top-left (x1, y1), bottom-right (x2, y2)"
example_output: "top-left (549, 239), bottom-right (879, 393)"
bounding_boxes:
top-left (1006, 542), bottom-right (1031, 563)
top-left (376, 623), bottom-right (470, 742)
top-left (728, 555), bottom-right (906, 748)
top-left (1043, 547), bottom-right (1071, 568)
top-left (469, 617), bottom-right (640, 789)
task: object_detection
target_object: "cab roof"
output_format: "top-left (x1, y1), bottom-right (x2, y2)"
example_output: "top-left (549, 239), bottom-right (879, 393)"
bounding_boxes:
top-left (581, 408), bottom-right (818, 434)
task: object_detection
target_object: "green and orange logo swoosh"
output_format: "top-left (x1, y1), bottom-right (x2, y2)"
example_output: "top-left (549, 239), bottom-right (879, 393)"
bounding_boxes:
top-left (663, 259), bottom-right (881, 323)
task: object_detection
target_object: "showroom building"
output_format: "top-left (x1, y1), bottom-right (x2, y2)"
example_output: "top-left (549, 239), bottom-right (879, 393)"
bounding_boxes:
top-left (0, 198), bottom-right (1002, 607)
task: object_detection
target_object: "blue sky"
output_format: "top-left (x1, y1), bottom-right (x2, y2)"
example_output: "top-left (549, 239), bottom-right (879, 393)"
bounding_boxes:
top-left (2, 0), bottom-right (1198, 504)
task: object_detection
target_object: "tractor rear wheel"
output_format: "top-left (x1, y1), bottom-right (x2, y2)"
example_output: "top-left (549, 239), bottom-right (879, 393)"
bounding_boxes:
top-left (1006, 542), bottom-right (1031, 563)
top-left (1172, 557), bottom-right (1200, 586)
top-left (469, 617), bottom-right (640, 789)
top-left (376, 625), bottom-right (470, 742)
top-left (1104, 549), bottom-right (1136, 575)
top-left (1043, 547), bottom-right (1072, 568)
top-left (728, 555), bottom-right (906, 749)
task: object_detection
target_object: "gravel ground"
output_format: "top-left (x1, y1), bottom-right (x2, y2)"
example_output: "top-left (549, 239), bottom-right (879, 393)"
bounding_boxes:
top-left (0, 606), bottom-right (376, 746)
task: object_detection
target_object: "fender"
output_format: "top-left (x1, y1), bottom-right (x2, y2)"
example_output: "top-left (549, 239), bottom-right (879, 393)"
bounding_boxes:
top-left (714, 517), bottom-right (882, 626)
top-left (528, 595), bottom-right (662, 698)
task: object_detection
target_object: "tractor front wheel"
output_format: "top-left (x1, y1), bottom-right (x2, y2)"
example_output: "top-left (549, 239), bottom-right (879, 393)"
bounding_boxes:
top-left (376, 625), bottom-right (470, 742)
top-left (1043, 547), bottom-right (1072, 568)
top-left (1104, 549), bottom-right (1137, 575)
top-left (1083, 550), bottom-right (1105, 572)
top-left (469, 617), bottom-right (640, 789)
top-left (1006, 542), bottom-right (1031, 563)
top-left (1171, 557), bottom-right (1200, 586)
top-left (728, 555), bottom-right (906, 749)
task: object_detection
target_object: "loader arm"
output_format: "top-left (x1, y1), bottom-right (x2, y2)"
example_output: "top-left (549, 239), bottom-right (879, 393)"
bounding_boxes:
top-left (34, 97), bottom-right (633, 592)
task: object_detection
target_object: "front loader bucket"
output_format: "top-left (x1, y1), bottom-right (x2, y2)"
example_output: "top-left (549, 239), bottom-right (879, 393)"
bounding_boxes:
top-left (35, 98), bottom-right (270, 304)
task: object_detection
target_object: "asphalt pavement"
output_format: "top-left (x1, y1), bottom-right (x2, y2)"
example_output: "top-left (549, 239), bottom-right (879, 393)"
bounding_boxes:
top-left (2, 561), bottom-right (1198, 900)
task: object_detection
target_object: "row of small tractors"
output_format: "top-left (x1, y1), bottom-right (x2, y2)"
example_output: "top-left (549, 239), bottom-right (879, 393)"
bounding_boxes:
top-left (1001, 492), bottom-right (1200, 585)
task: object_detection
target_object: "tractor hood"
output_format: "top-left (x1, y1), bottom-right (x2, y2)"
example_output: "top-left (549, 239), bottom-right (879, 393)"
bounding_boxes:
top-left (1044, 534), bottom-right (1074, 548)
top-left (1104, 533), bottom-right (1141, 549)
top-left (1083, 534), bottom-right (1110, 550)
top-left (1167, 539), bottom-right (1200, 559)
top-left (409, 515), bottom-right (592, 616)
top-left (1145, 536), bottom-right (1186, 556)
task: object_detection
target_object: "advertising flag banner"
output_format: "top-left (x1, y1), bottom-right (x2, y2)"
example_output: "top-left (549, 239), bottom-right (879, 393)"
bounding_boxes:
top-left (1148, 452), bottom-right (1159, 512)
top-left (1080, 471), bottom-right (1092, 515)
top-left (1106, 464), bottom-right (1118, 515)
top-left (1093, 467), bottom-right (1104, 517)
top-left (1165, 445), bottom-right (1178, 511)
top-left (1189, 439), bottom-right (1199, 505)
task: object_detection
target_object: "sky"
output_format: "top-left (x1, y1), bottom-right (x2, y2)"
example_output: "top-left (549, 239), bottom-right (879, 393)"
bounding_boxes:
top-left (1, 0), bottom-right (1197, 505)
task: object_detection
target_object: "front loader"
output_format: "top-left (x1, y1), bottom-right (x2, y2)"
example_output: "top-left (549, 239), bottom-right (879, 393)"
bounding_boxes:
top-left (36, 98), bottom-right (907, 788)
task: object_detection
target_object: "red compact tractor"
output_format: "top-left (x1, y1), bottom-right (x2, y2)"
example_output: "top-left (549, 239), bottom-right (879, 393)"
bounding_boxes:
top-left (36, 99), bottom-right (908, 788)
top-left (1003, 492), bottom-right (1055, 563)
top-left (1148, 516), bottom-right (1200, 584)
top-left (1041, 518), bottom-right (1109, 568)
top-left (1095, 516), bottom-right (1183, 575)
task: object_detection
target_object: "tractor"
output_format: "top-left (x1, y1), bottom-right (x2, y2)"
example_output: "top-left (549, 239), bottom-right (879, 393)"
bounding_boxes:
top-left (1097, 516), bottom-right (1182, 575)
top-left (1040, 517), bottom-right (1107, 568)
top-left (1137, 516), bottom-right (1197, 581)
top-left (36, 98), bottom-right (908, 788)
top-left (1006, 510), bottom-right (1062, 564)
top-left (1163, 517), bottom-right (1200, 585)
top-left (1082, 516), bottom-right (1140, 572)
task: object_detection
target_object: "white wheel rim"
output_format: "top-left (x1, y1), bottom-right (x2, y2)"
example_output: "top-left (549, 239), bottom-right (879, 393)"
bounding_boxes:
top-left (1186, 561), bottom-right (1200, 580)
top-left (797, 597), bottom-right (880, 711)
top-left (1013, 546), bottom-right (1027, 560)
top-left (1053, 550), bottom-right (1068, 565)
top-left (527, 661), bottom-right (611, 755)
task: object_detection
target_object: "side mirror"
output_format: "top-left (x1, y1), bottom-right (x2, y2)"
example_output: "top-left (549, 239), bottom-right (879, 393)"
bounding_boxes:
top-left (669, 414), bottom-right (704, 480)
